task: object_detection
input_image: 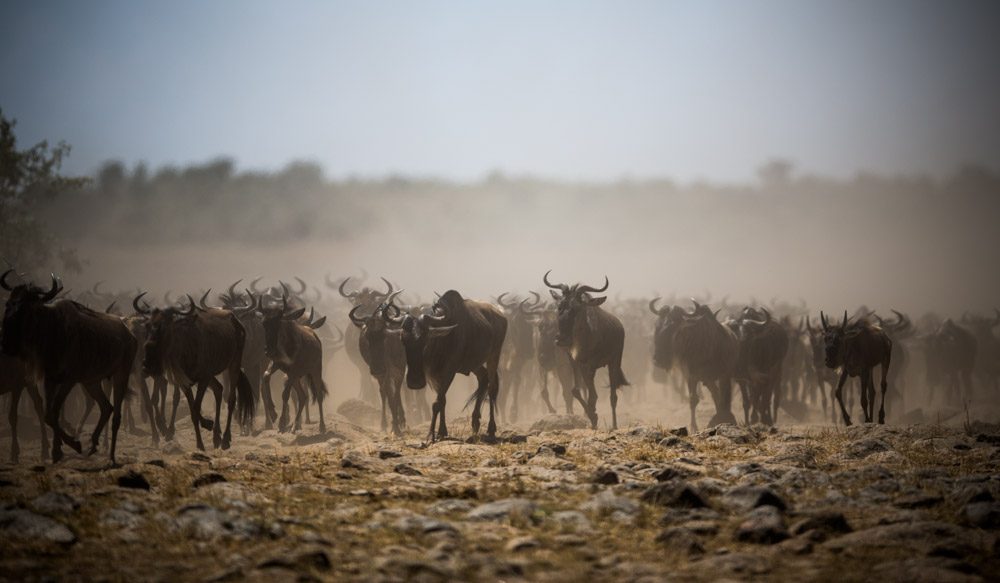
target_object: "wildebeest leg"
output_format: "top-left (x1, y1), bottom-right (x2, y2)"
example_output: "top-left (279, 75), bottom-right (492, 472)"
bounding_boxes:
top-left (108, 371), bottom-right (130, 465)
top-left (278, 376), bottom-right (294, 433)
top-left (135, 375), bottom-right (159, 446)
top-left (25, 383), bottom-right (49, 461)
top-left (309, 372), bottom-right (328, 434)
top-left (834, 370), bottom-right (852, 426)
top-left (76, 389), bottom-right (95, 438)
top-left (609, 383), bottom-right (619, 431)
top-left (377, 374), bottom-right (389, 433)
top-left (8, 386), bottom-right (22, 463)
top-left (858, 373), bottom-right (871, 423)
top-left (581, 366), bottom-right (599, 429)
top-left (739, 381), bottom-right (751, 425)
top-left (427, 373), bottom-right (455, 442)
top-left (204, 379), bottom-right (223, 449)
top-left (487, 365), bottom-right (500, 438)
top-left (82, 382), bottom-right (112, 456)
top-left (293, 379), bottom-right (308, 432)
top-left (538, 370), bottom-right (557, 415)
top-left (470, 367), bottom-right (489, 436)
top-left (687, 378), bottom-right (700, 432)
top-left (175, 385), bottom-right (203, 450)
top-left (878, 363), bottom-right (890, 424)
top-left (261, 362), bottom-right (277, 429)
top-left (46, 382), bottom-right (82, 462)
top-left (771, 373), bottom-right (782, 426)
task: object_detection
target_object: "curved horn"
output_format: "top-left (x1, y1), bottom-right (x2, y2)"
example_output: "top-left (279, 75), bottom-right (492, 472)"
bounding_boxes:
top-left (329, 325), bottom-right (343, 343)
top-left (841, 310), bottom-right (849, 328)
top-left (105, 301), bottom-right (117, 314)
top-left (226, 279), bottom-right (243, 301)
top-left (377, 277), bottom-right (394, 298)
top-left (348, 304), bottom-right (367, 327)
top-left (293, 276), bottom-right (307, 295)
top-left (92, 281), bottom-right (106, 296)
top-left (760, 307), bottom-right (771, 324)
top-left (250, 277), bottom-right (264, 294)
top-left (199, 289), bottom-right (212, 309)
top-left (232, 290), bottom-right (258, 314)
top-left (338, 276), bottom-right (359, 299)
top-left (519, 297), bottom-right (544, 316)
top-left (578, 275), bottom-right (609, 295)
top-left (306, 306), bottom-right (315, 324)
top-left (132, 292), bottom-right (152, 315)
top-left (805, 315), bottom-right (814, 333)
top-left (543, 270), bottom-right (568, 291)
top-left (40, 274), bottom-right (61, 303)
top-left (649, 297), bottom-right (663, 315)
top-left (497, 292), bottom-right (516, 310)
top-left (527, 290), bottom-right (541, 308)
top-left (0, 269), bottom-right (14, 291)
top-left (180, 294), bottom-right (198, 315)
top-left (820, 311), bottom-right (829, 331)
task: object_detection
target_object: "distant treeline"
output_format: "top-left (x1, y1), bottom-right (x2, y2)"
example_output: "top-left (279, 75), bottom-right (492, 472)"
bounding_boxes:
top-left (39, 157), bottom-right (1000, 246)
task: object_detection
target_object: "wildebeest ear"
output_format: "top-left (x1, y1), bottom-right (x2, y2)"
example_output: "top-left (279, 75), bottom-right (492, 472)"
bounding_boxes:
top-left (283, 307), bottom-right (306, 321)
top-left (428, 324), bottom-right (457, 338)
top-left (586, 296), bottom-right (607, 306)
top-left (549, 290), bottom-right (561, 301)
top-left (310, 316), bottom-right (327, 329)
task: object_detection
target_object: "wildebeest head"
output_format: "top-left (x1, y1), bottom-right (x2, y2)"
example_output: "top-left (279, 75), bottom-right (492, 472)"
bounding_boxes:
top-left (819, 310), bottom-right (857, 368)
top-left (649, 298), bottom-right (685, 369)
top-left (137, 292), bottom-right (198, 376)
top-left (384, 295), bottom-right (456, 390)
top-left (1, 270), bottom-right (61, 357)
top-left (349, 290), bottom-right (402, 377)
top-left (543, 270), bottom-right (608, 348)
top-left (257, 293), bottom-right (305, 361)
top-left (337, 276), bottom-right (394, 310)
top-left (738, 306), bottom-right (772, 338)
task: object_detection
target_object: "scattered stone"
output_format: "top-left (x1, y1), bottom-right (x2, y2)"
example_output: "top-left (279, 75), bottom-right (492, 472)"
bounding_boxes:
top-left (117, 470), bottom-right (151, 490)
top-left (845, 438), bottom-right (891, 459)
top-left (505, 536), bottom-right (540, 552)
top-left (30, 492), bottom-right (80, 515)
top-left (658, 436), bottom-right (695, 451)
top-left (145, 459), bottom-right (166, 468)
top-left (670, 427), bottom-right (689, 437)
top-left (377, 449), bottom-right (403, 460)
top-left (592, 468), bottom-right (620, 485)
top-left (822, 521), bottom-right (986, 558)
top-left (173, 503), bottom-right (276, 540)
top-left (551, 510), bottom-right (591, 531)
top-left (789, 511), bottom-right (852, 540)
top-left (465, 498), bottom-right (538, 522)
top-left (653, 464), bottom-right (699, 482)
top-left (537, 443), bottom-right (567, 456)
top-left (336, 399), bottom-right (381, 427)
top-left (735, 505), bottom-right (788, 544)
top-left (641, 482), bottom-right (709, 509)
top-left (192, 472), bottom-right (227, 488)
top-left (0, 508), bottom-right (76, 545)
top-left (721, 484), bottom-right (788, 512)
top-left (962, 501), bottom-right (1000, 529)
top-left (655, 526), bottom-right (705, 555)
top-left (722, 462), bottom-right (776, 482)
top-left (427, 499), bottom-right (474, 515)
top-left (895, 493), bottom-right (944, 509)
top-left (394, 464), bottom-right (422, 476)
top-left (581, 490), bottom-right (640, 518)
top-left (190, 452), bottom-right (212, 462)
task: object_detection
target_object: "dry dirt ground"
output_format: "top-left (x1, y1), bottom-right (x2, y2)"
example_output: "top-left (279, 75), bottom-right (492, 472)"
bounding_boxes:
top-left (1, 404), bottom-right (999, 582)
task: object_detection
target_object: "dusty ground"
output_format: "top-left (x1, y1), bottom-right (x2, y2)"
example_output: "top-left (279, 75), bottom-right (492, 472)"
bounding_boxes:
top-left (1, 405), bottom-right (999, 582)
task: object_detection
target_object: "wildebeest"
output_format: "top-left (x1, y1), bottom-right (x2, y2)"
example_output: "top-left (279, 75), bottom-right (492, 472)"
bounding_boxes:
top-left (349, 291), bottom-right (406, 435)
top-left (139, 294), bottom-right (255, 450)
top-left (384, 289), bottom-right (506, 442)
top-left (875, 309), bottom-right (914, 417)
top-left (1, 352), bottom-right (48, 462)
top-left (962, 311), bottom-right (1000, 394)
top-left (526, 300), bottom-right (576, 415)
top-left (218, 280), bottom-right (272, 431)
top-left (805, 316), bottom-right (838, 423)
top-left (2, 271), bottom-right (137, 464)
top-left (652, 299), bottom-right (738, 431)
top-left (820, 311), bottom-right (893, 425)
top-left (925, 319), bottom-right (977, 406)
top-left (335, 276), bottom-right (394, 405)
top-left (256, 293), bottom-right (329, 434)
top-left (733, 307), bottom-right (789, 425)
top-left (543, 272), bottom-right (629, 430)
top-left (495, 291), bottom-right (539, 422)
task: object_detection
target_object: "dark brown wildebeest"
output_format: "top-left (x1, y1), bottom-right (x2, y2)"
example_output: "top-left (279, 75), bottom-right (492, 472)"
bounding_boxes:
top-left (1, 271), bottom-right (137, 464)
top-left (542, 272), bottom-right (629, 430)
top-left (925, 318), bottom-right (977, 406)
top-left (649, 298), bottom-right (688, 401)
top-left (805, 316), bottom-right (838, 423)
top-left (336, 276), bottom-right (394, 405)
top-left (349, 291), bottom-right (407, 435)
top-left (495, 291), bottom-right (539, 421)
top-left (875, 310), bottom-right (914, 417)
top-left (733, 307), bottom-right (788, 425)
top-left (961, 311), bottom-right (1000, 394)
top-left (1, 352), bottom-right (48, 462)
top-left (217, 282), bottom-right (273, 430)
top-left (258, 293), bottom-right (329, 434)
top-left (139, 294), bottom-right (255, 450)
top-left (820, 311), bottom-right (893, 425)
top-left (653, 300), bottom-right (738, 431)
top-left (384, 289), bottom-right (506, 442)
top-left (525, 299), bottom-right (575, 415)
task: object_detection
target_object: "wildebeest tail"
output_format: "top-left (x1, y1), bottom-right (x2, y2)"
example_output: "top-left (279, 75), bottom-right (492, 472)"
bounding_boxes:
top-left (236, 370), bottom-right (256, 427)
top-left (463, 379), bottom-right (490, 411)
top-left (309, 375), bottom-right (328, 404)
top-left (610, 365), bottom-right (630, 390)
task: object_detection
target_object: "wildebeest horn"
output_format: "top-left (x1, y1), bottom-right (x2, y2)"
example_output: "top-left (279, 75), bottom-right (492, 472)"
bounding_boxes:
top-left (518, 297), bottom-right (543, 316)
top-left (199, 289), bottom-right (212, 309)
top-left (760, 307), bottom-right (771, 324)
top-left (310, 315), bottom-right (327, 329)
top-left (841, 311), bottom-right (848, 328)
top-left (527, 290), bottom-right (541, 307)
top-left (820, 311), bottom-right (829, 331)
top-left (233, 289), bottom-right (259, 314)
top-left (283, 306), bottom-right (305, 321)
top-left (250, 277), bottom-right (265, 294)
top-left (542, 270), bottom-right (569, 292)
top-left (377, 277), bottom-right (394, 298)
top-left (105, 301), bottom-right (117, 314)
top-left (226, 279), bottom-right (243, 301)
top-left (805, 315), bottom-right (814, 333)
top-left (40, 274), bottom-right (61, 303)
top-left (93, 281), bottom-right (106, 296)
top-left (338, 277), bottom-right (359, 299)
top-left (179, 294), bottom-right (197, 316)
top-left (578, 275), bottom-right (609, 295)
top-left (348, 304), bottom-right (367, 327)
top-left (306, 306), bottom-right (315, 324)
top-left (293, 277), bottom-right (307, 295)
top-left (0, 269), bottom-right (14, 291)
top-left (497, 292), bottom-right (516, 309)
top-left (649, 297), bottom-right (663, 315)
top-left (133, 292), bottom-right (152, 315)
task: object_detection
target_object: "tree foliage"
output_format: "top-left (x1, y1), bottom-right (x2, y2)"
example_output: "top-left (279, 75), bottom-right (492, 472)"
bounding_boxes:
top-left (0, 110), bottom-right (87, 275)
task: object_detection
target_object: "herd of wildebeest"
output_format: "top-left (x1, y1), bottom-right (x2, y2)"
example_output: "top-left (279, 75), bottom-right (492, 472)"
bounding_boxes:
top-left (1, 268), bottom-right (998, 466)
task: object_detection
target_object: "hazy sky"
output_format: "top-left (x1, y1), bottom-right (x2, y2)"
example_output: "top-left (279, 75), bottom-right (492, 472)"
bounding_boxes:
top-left (2, 0), bottom-right (998, 181)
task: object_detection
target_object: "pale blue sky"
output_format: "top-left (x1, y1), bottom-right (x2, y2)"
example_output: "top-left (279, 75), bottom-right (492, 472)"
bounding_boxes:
top-left (2, 0), bottom-right (998, 181)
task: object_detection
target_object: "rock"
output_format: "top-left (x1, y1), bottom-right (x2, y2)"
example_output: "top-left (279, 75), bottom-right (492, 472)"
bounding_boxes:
top-left (161, 440), bottom-right (184, 455)
top-left (505, 536), bottom-right (540, 552)
top-left (426, 499), bottom-right (475, 515)
top-left (640, 482), bottom-right (709, 509)
top-left (693, 552), bottom-right (771, 576)
top-left (592, 468), bottom-right (620, 485)
top-left (658, 436), bottom-right (695, 451)
top-left (190, 452), bottom-right (212, 462)
top-left (845, 438), bottom-right (891, 459)
top-left (537, 443), bottom-right (567, 456)
top-left (722, 462), bottom-right (777, 482)
top-left (721, 484), bottom-right (788, 512)
top-left (377, 449), bottom-right (403, 460)
top-left (0, 508), bottom-right (76, 545)
top-left (173, 503), bottom-right (275, 540)
top-left (703, 424), bottom-right (754, 444)
top-left (529, 414), bottom-right (590, 432)
top-left (391, 514), bottom-right (458, 536)
top-left (296, 549), bottom-right (332, 571)
top-left (192, 472), bottom-right (227, 488)
top-left (465, 498), bottom-right (538, 522)
top-left (581, 490), bottom-right (640, 518)
top-left (789, 511), bottom-right (852, 540)
top-left (822, 521), bottom-right (987, 558)
top-left (962, 501), bottom-right (1000, 529)
top-left (777, 533), bottom-right (815, 555)
top-left (894, 493), bottom-right (944, 509)
top-left (394, 464), bottom-right (422, 476)
top-left (653, 464), bottom-right (699, 482)
top-left (551, 510), bottom-right (591, 531)
top-left (30, 492), bottom-right (80, 515)
top-left (735, 506), bottom-right (788, 544)
top-left (670, 427), bottom-right (689, 437)
top-left (145, 459), bottom-right (167, 468)
top-left (871, 558), bottom-right (982, 583)
top-left (118, 470), bottom-right (151, 490)
top-left (336, 399), bottom-right (381, 427)
top-left (195, 482), bottom-right (270, 509)
top-left (102, 507), bottom-right (143, 530)
top-left (655, 526), bottom-right (705, 556)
